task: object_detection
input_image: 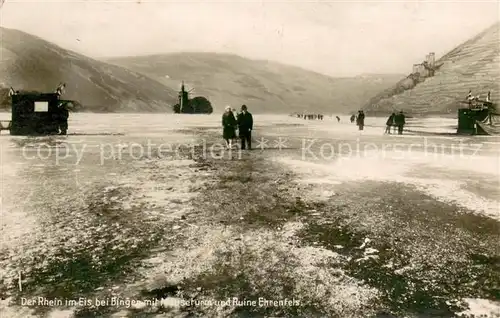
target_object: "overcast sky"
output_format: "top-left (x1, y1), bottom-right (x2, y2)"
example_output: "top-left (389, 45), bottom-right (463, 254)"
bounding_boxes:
top-left (1, 0), bottom-right (498, 77)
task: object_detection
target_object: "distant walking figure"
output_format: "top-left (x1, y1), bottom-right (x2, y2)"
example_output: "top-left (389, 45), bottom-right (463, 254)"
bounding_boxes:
top-left (222, 106), bottom-right (237, 148)
top-left (237, 104), bottom-right (253, 150)
top-left (394, 111), bottom-right (406, 135)
top-left (350, 114), bottom-right (355, 123)
top-left (336, 116), bottom-right (340, 122)
top-left (356, 111), bottom-right (365, 130)
top-left (385, 113), bottom-right (395, 134)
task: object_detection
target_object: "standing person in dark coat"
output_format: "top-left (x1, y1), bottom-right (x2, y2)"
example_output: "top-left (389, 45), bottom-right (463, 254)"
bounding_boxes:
top-left (356, 111), bottom-right (365, 130)
top-left (222, 105), bottom-right (237, 148)
top-left (394, 111), bottom-right (406, 135)
top-left (237, 104), bottom-right (253, 150)
top-left (58, 103), bottom-right (69, 135)
top-left (350, 114), bottom-right (355, 123)
top-left (385, 113), bottom-right (395, 134)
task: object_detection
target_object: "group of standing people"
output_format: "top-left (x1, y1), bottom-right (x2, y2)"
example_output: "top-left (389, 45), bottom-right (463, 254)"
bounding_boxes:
top-left (385, 111), bottom-right (406, 135)
top-left (223, 105), bottom-right (407, 145)
top-left (467, 90), bottom-right (491, 109)
top-left (350, 110), bottom-right (406, 134)
top-left (222, 104), bottom-right (253, 150)
top-left (467, 90), bottom-right (491, 103)
top-left (350, 111), bottom-right (365, 130)
top-left (297, 114), bottom-right (324, 120)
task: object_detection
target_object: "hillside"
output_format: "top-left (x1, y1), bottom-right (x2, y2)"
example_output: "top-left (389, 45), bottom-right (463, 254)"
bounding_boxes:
top-left (107, 53), bottom-right (403, 114)
top-left (363, 22), bottom-right (500, 115)
top-left (0, 27), bottom-right (177, 112)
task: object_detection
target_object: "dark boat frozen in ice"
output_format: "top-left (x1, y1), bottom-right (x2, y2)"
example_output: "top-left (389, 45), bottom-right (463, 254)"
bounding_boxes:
top-left (2, 83), bottom-right (78, 136)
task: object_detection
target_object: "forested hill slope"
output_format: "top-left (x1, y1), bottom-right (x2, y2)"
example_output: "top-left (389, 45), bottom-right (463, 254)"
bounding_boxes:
top-left (0, 27), bottom-right (177, 112)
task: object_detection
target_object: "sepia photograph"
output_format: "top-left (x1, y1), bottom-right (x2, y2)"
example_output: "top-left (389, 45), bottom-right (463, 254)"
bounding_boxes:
top-left (0, 0), bottom-right (499, 317)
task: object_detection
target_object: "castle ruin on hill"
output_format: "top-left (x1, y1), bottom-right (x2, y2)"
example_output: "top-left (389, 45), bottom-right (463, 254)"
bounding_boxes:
top-left (412, 52), bottom-right (437, 78)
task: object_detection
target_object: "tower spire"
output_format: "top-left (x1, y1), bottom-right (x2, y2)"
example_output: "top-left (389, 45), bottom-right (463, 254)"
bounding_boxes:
top-left (180, 81), bottom-right (185, 113)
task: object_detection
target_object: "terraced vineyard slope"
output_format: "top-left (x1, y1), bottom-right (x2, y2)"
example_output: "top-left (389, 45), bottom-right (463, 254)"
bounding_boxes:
top-left (364, 22), bottom-right (500, 115)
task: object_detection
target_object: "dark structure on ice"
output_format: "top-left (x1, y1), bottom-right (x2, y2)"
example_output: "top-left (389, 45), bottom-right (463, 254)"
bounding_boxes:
top-left (172, 81), bottom-right (213, 114)
top-left (457, 94), bottom-right (499, 135)
top-left (3, 83), bottom-right (78, 136)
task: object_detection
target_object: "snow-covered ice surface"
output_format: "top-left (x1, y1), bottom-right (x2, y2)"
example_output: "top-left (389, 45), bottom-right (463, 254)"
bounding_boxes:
top-left (273, 116), bottom-right (500, 221)
top-left (272, 115), bottom-right (500, 317)
top-left (457, 298), bottom-right (500, 318)
top-left (0, 113), bottom-right (215, 317)
top-left (277, 150), bottom-right (500, 221)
